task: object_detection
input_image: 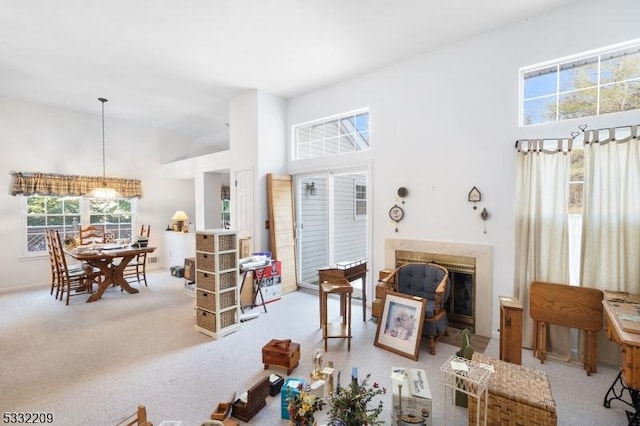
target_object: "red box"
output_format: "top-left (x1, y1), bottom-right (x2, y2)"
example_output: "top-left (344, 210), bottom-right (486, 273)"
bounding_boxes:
top-left (254, 260), bottom-right (282, 304)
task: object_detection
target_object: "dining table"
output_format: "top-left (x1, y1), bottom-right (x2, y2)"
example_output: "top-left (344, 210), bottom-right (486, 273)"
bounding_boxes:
top-left (65, 244), bottom-right (156, 302)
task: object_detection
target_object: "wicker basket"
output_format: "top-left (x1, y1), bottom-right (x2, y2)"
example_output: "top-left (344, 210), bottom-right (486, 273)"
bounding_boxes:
top-left (219, 252), bottom-right (237, 271)
top-left (196, 308), bottom-right (215, 331)
top-left (197, 271), bottom-right (216, 292)
top-left (218, 234), bottom-right (236, 251)
top-left (220, 309), bottom-right (237, 329)
top-left (196, 290), bottom-right (215, 312)
top-left (219, 271), bottom-right (236, 290)
top-left (196, 234), bottom-right (215, 252)
top-left (196, 252), bottom-right (215, 271)
top-left (469, 353), bottom-right (557, 426)
top-left (219, 290), bottom-right (237, 310)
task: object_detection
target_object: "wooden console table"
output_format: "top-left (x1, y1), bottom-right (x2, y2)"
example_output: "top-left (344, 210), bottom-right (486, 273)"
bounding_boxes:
top-left (602, 291), bottom-right (640, 423)
top-left (318, 259), bottom-right (367, 323)
top-left (530, 281), bottom-right (603, 375)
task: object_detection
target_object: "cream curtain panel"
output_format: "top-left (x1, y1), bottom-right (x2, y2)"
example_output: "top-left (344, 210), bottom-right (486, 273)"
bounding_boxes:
top-left (581, 126), bottom-right (640, 293)
top-left (10, 172), bottom-right (142, 198)
top-left (514, 138), bottom-right (571, 354)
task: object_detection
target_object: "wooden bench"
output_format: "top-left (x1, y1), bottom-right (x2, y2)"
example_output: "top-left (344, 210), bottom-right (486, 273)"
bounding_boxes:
top-left (530, 281), bottom-right (603, 375)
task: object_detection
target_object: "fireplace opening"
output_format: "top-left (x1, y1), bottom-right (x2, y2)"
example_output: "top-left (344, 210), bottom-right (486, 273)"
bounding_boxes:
top-left (395, 250), bottom-right (476, 333)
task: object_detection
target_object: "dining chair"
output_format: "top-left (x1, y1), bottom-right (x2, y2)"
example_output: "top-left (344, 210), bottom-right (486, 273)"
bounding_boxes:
top-left (45, 229), bottom-right (84, 299)
top-left (51, 230), bottom-right (101, 305)
top-left (122, 225), bottom-right (151, 287)
top-left (79, 225), bottom-right (105, 245)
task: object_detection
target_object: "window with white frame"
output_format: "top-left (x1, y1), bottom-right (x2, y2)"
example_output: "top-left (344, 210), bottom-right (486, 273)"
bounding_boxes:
top-left (521, 41), bottom-right (640, 126)
top-left (294, 110), bottom-right (370, 160)
top-left (26, 196), bottom-right (81, 253)
top-left (89, 198), bottom-right (133, 240)
top-left (355, 184), bottom-right (367, 216)
top-left (26, 195), bottom-right (134, 254)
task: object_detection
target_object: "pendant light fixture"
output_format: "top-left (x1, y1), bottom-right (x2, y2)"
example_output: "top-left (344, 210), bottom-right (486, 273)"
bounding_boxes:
top-left (87, 97), bottom-right (121, 198)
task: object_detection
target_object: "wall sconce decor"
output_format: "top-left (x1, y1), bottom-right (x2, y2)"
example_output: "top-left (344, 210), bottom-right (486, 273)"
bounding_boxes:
top-left (468, 186), bottom-right (481, 209)
top-left (481, 207), bottom-right (489, 234)
top-left (305, 181), bottom-right (316, 196)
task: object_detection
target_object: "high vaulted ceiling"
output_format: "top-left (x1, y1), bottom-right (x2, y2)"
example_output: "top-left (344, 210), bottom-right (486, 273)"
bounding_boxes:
top-left (0, 0), bottom-right (581, 153)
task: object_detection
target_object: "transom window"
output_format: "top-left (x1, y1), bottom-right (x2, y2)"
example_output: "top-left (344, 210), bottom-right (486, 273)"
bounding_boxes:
top-left (294, 109), bottom-right (370, 160)
top-left (26, 195), bottom-right (134, 254)
top-left (521, 41), bottom-right (640, 126)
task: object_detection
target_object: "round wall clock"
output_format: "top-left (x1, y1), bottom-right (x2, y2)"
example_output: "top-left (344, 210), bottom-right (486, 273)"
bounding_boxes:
top-left (397, 187), bottom-right (408, 198)
top-left (389, 204), bottom-right (404, 232)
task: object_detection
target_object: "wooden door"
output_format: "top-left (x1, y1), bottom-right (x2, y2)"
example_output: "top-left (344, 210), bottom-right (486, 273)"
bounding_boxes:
top-left (267, 174), bottom-right (297, 294)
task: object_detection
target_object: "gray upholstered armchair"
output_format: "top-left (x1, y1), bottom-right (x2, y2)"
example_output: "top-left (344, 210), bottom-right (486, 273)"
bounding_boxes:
top-left (383, 262), bottom-right (450, 355)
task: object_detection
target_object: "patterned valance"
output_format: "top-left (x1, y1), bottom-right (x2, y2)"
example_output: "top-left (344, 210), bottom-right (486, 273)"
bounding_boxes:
top-left (10, 172), bottom-right (142, 198)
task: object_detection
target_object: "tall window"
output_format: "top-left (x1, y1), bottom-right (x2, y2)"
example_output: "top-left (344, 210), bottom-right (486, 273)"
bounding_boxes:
top-left (26, 195), bottom-right (134, 254)
top-left (521, 41), bottom-right (640, 125)
top-left (26, 196), bottom-right (80, 253)
top-left (294, 109), bottom-right (370, 160)
top-left (89, 199), bottom-right (133, 240)
top-left (355, 184), bottom-right (367, 216)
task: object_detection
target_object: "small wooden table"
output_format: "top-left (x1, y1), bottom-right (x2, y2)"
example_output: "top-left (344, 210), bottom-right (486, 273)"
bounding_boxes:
top-left (318, 258), bottom-right (368, 323)
top-left (602, 291), bottom-right (640, 422)
top-left (66, 246), bottom-right (156, 302)
top-left (530, 281), bottom-right (603, 375)
top-left (320, 279), bottom-right (353, 351)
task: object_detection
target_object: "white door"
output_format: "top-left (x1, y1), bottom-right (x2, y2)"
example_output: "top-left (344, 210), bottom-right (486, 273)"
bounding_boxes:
top-left (235, 169), bottom-right (253, 245)
top-left (296, 170), bottom-right (368, 289)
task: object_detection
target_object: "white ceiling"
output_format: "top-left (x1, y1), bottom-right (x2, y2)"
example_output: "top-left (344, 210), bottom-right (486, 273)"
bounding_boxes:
top-left (0, 0), bottom-right (581, 153)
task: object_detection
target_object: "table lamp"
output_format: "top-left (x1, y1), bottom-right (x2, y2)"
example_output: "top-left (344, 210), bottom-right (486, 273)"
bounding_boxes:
top-left (172, 210), bottom-right (189, 232)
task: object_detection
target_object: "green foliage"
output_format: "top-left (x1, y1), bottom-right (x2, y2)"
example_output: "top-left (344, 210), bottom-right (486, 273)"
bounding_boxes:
top-left (326, 373), bottom-right (386, 426)
top-left (544, 55), bottom-right (640, 120)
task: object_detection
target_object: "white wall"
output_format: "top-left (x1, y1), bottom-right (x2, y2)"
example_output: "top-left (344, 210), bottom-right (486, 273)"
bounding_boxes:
top-left (0, 97), bottom-right (196, 290)
top-left (286, 0), bottom-right (640, 335)
top-left (163, 90), bottom-right (287, 255)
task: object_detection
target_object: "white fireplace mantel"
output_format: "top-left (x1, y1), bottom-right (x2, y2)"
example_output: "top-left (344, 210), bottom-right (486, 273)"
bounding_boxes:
top-left (385, 238), bottom-right (493, 338)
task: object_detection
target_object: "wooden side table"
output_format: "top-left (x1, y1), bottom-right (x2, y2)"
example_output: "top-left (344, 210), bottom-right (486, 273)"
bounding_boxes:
top-left (320, 279), bottom-right (353, 351)
top-left (499, 296), bottom-right (523, 365)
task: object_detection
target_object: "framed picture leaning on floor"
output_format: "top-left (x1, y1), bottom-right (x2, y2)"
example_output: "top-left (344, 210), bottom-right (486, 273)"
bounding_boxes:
top-left (374, 291), bottom-right (426, 361)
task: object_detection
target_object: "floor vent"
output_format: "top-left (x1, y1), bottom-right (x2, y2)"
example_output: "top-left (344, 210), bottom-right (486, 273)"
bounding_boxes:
top-left (148, 256), bottom-right (159, 264)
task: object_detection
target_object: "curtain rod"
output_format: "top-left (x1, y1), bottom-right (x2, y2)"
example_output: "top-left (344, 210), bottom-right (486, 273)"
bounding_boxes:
top-left (515, 123), bottom-right (639, 149)
top-left (514, 137), bottom-right (573, 149)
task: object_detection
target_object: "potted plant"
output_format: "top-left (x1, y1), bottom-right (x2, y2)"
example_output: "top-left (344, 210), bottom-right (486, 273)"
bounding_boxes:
top-left (325, 373), bottom-right (386, 426)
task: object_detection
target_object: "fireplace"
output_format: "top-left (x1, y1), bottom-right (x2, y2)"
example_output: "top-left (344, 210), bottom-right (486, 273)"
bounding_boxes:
top-left (385, 238), bottom-right (493, 338)
top-left (396, 250), bottom-right (476, 332)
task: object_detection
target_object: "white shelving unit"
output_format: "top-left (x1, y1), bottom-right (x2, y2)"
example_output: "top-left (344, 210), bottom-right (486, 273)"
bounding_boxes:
top-left (194, 229), bottom-right (240, 339)
top-left (441, 355), bottom-right (493, 426)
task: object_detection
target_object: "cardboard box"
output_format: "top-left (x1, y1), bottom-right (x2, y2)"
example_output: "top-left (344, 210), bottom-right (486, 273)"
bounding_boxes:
top-left (391, 367), bottom-right (432, 426)
top-left (183, 257), bottom-right (195, 282)
top-left (372, 299), bottom-right (383, 318)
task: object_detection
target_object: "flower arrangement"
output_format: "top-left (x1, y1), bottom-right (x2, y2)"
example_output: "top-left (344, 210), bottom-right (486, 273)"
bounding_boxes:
top-left (325, 373), bottom-right (386, 426)
top-left (287, 382), bottom-right (324, 425)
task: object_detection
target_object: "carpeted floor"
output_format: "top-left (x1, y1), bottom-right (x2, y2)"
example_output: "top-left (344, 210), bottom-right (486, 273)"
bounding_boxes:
top-left (0, 270), bottom-right (630, 425)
